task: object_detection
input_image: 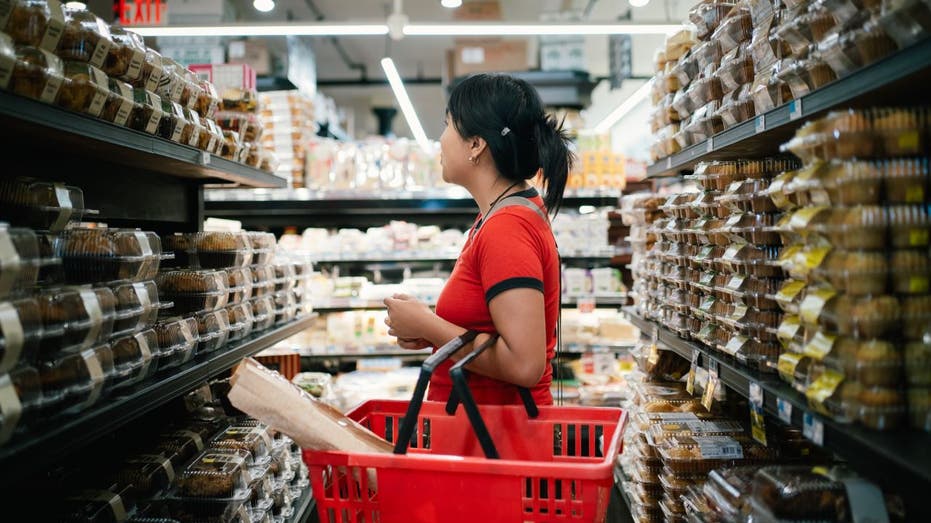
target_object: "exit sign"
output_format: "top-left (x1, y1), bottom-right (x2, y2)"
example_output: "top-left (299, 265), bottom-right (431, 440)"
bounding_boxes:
top-left (113, 0), bottom-right (167, 25)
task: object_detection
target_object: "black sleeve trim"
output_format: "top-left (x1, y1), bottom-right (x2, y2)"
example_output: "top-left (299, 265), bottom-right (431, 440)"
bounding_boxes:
top-left (485, 277), bottom-right (544, 303)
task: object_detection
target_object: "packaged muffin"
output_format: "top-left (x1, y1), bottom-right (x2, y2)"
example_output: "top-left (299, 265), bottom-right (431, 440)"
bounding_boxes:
top-left (57, 6), bottom-right (111, 68)
top-left (250, 266), bottom-right (274, 298)
top-left (2, 1), bottom-right (65, 51)
top-left (751, 72), bottom-right (791, 115)
top-left (722, 243), bottom-right (782, 277)
top-left (194, 309), bottom-right (230, 354)
top-left (113, 453), bottom-right (176, 500)
top-left (154, 97), bottom-right (184, 143)
top-left (687, 76), bottom-right (723, 110)
top-left (750, 466), bottom-right (873, 521)
top-left (658, 435), bottom-right (773, 474)
top-left (155, 270), bottom-right (229, 316)
top-left (194, 79), bottom-right (220, 119)
top-left (819, 31), bottom-right (862, 78)
top-left (0, 225), bottom-right (59, 300)
top-left (177, 448), bottom-right (254, 497)
top-left (271, 262), bottom-right (297, 293)
top-left (212, 424), bottom-right (273, 461)
top-left (810, 249), bottom-right (888, 296)
top-left (713, 8), bottom-right (752, 52)
top-left (56, 61), bottom-right (108, 117)
top-left (0, 297), bottom-right (43, 374)
top-left (109, 329), bottom-right (156, 387)
top-left (53, 485), bottom-right (137, 523)
top-left (689, 1), bottom-right (739, 39)
top-left (130, 47), bottom-right (164, 92)
top-left (10, 44), bottom-right (64, 103)
top-left (220, 130), bottom-right (243, 161)
top-left (879, 0), bottom-right (931, 48)
top-left (128, 88), bottom-right (164, 135)
top-left (58, 228), bottom-right (164, 283)
top-left (36, 286), bottom-right (116, 358)
top-left (178, 68), bottom-right (202, 110)
top-left (901, 295), bottom-right (931, 340)
top-left (905, 341), bottom-right (931, 386)
top-left (272, 290), bottom-right (297, 325)
top-left (858, 386), bottom-right (906, 429)
top-left (182, 107), bottom-right (203, 148)
top-left (806, 370), bottom-right (860, 422)
top-left (226, 300), bottom-right (255, 342)
top-left (196, 116), bottom-right (221, 153)
top-left (224, 267), bottom-right (254, 305)
top-left (165, 232), bottom-right (252, 270)
top-left (872, 106), bottom-right (927, 157)
top-left (884, 157), bottom-right (928, 204)
top-left (155, 429), bottom-right (208, 469)
top-left (821, 160), bottom-right (883, 206)
top-left (250, 296), bottom-right (275, 332)
top-left (152, 317), bottom-right (197, 370)
top-left (155, 57), bottom-right (186, 104)
top-left (853, 23), bottom-right (897, 66)
top-left (802, 290), bottom-right (900, 338)
top-left (38, 343), bottom-right (113, 414)
top-left (100, 77), bottom-right (134, 126)
top-left (104, 26), bottom-right (145, 80)
top-left (216, 111), bottom-right (262, 143)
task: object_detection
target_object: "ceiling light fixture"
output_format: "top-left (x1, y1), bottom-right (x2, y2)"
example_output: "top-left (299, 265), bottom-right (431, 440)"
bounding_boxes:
top-left (63, 1), bottom-right (86, 9)
top-left (131, 23), bottom-right (390, 37)
top-left (381, 57), bottom-right (432, 152)
top-left (441, 0), bottom-right (463, 7)
top-left (253, 0), bottom-right (275, 12)
top-left (629, 0), bottom-right (651, 7)
top-left (593, 80), bottom-right (653, 133)
top-left (404, 22), bottom-right (681, 36)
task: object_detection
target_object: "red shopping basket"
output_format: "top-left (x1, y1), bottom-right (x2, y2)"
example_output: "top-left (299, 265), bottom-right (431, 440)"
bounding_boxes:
top-left (303, 332), bottom-right (628, 523)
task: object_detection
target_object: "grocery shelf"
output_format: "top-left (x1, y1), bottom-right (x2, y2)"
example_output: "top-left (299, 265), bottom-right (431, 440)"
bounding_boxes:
top-left (0, 90), bottom-right (286, 189)
top-left (291, 486), bottom-right (315, 523)
top-left (310, 293), bottom-right (628, 312)
top-left (646, 37), bottom-right (931, 178)
top-left (300, 342), bottom-right (634, 359)
top-left (0, 314), bottom-right (318, 479)
top-left (305, 251), bottom-right (623, 265)
top-left (624, 308), bottom-right (931, 519)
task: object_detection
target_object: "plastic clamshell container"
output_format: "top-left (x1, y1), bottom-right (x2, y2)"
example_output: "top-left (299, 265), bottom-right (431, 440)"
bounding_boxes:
top-left (689, 1), bottom-right (738, 39)
top-left (38, 343), bottom-right (113, 415)
top-left (100, 77), bottom-right (134, 127)
top-left (713, 8), bottom-right (752, 53)
top-left (216, 110), bottom-right (263, 143)
top-left (225, 303), bottom-right (254, 342)
top-left (153, 318), bottom-right (197, 371)
top-left (58, 228), bottom-right (164, 283)
top-left (901, 295), bottom-right (931, 340)
top-left (250, 266), bottom-right (275, 298)
top-left (10, 44), bottom-right (64, 103)
top-left (155, 270), bottom-right (229, 316)
top-left (819, 31), bottom-right (862, 78)
top-left (225, 267), bottom-right (254, 305)
top-left (853, 22), bottom-right (897, 67)
top-left (113, 453), bottom-right (177, 500)
top-left (0, 365), bottom-right (42, 443)
top-left (57, 61), bottom-right (108, 117)
top-left (57, 6), bottom-right (111, 67)
top-left (0, 225), bottom-right (60, 300)
top-left (801, 289), bottom-right (900, 339)
top-left (194, 309), bottom-right (230, 354)
top-left (177, 448), bottom-right (254, 498)
top-left (0, 1), bottom-right (66, 50)
top-left (155, 429), bottom-right (209, 469)
top-left (250, 296), bottom-right (275, 332)
top-left (164, 232), bottom-right (252, 270)
top-left (0, 297), bottom-right (43, 372)
top-left (722, 243), bottom-right (783, 277)
top-left (128, 88), bottom-right (164, 135)
top-left (0, 177), bottom-right (93, 233)
top-left (104, 26), bottom-right (145, 80)
top-left (212, 424), bottom-right (273, 461)
top-left (813, 205), bottom-right (930, 250)
top-left (658, 435), bottom-right (770, 474)
top-left (750, 466), bottom-right (871, 521)
top-left (273, 291), bottom-right (297, 325)
top-left (108, 280), bottom-right (166, 337)
top-left (36, 286), bottom-right (116, 358)
top-left (109, 329), bottom-right (155, 388)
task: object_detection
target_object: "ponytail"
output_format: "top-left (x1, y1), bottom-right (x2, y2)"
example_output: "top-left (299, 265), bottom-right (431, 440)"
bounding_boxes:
top-left (534, 114), bottom-right (572, 215)
top-left (447, 73), bottom-right (574, 215)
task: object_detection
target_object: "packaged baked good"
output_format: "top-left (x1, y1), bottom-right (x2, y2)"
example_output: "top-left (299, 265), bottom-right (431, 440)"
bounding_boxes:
top-left (883, 157), bottom-right (928, 204)
top-left (165, 232), bottom-right (252, 270)
top-left (721, 243), bottom-right (782, 277)
top-left (108, 280), bottom-right (165, 336)
top-left (104, 26), bottom-right (145, 81)
top-left (128, 47), bottom-right (164, 93)
top-left (155, 57), bottom-right (186, 104)
top-left (0, 225), bottom-right (59, 300)
top-left (820, 160), bottom-right (883, 206)
top-left (216, 111), bottom-right (263, 143)
top-left (0, 297), bottom-right (43, 374)
top-left (155, 270), bottom-right (229, 315)
top-left (750, 466), bottom-right (878, 521)
top-left (128, 88), bottom-right (164, 135)
top-left (38, 343), bottom-right (113, 414)
top-left (194, 309), bottom-right (230, 354)
top-left (181, 107), bottom-right (203, 148)
top-left (194, 79), bottom-right (220, 119)
top-left (220, 130), bottom-right (243, 161)
top-left (99, 77), bottom-right (134, 126)
top-left (819, 31), bottom-right (862, 78)
top-left (272, 290), bottom-right (297, 325)
top-left (872, 106), bottom-right (927, 157)
top-left (57, 61), bottom-right (108, 117)
top-left (155, 429), bottom-right (208, 469)
top-left (879, 0), bottom-right (931, 48)
top-left (113, 453), bottom-right (176, 500)
top-left (690, 1), bottom-right (738, 39)
top-left (250, 265), bottom-right (274, 298)
top-left (800, 289), bottom-right (900, 338)
top-left (716, 8), bottom-right (753, 52)
top-left (152, 317), bottom-right (197, 371)
top-left (57, 6), bottom-right (111, 68)
top-left (779, 57), bottom-right (837, 99)
top-left (1, 1), bottom-right (65, 51)
top-left (240, 141), bottom-right (262, 168)
top-left (36, 286), bottom-right (116, 358)
top-left (686, 76), bottom-right (723, 110)
top-left (177, 448), bottom-right (254, 497)
top-left (750, 72), bottom-right (791, 114)
top-left (52, 485), bottom-right (136, 523)
top-left (10, 44), bottom-right (64, 103)
top-left (212, 424), bottom-right (273, 461)
top-left (154, 97), bottom-right (186, 143)
top-left (178, 68), bottom-right (202, 110)
top-left (109, 329), bottom-right (156, 387)
top-left (250, 296), bottom-right (275, 332)
top-left (658, 435), bottom-right (774, 474)
top-left (809, 249), bottom-right (887, 296)
top-left (901, 294), bottom-right (931, 340)
top-left (224, 267), bottom-right (254, 306)
top-left (777, 8), bottom-right (839, 57)
top-left (224, 302), bottom-right (254, 343)
top-left (853, 22), bottom-right (897, 66)
top-left (58, 228), bottom-right (163, 283)
top-left (246, 233), bottom-right (275, 265)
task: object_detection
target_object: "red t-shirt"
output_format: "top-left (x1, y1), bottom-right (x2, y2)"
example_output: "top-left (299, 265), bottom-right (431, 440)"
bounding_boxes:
top-left (428, 188), bottom-right (559, 406)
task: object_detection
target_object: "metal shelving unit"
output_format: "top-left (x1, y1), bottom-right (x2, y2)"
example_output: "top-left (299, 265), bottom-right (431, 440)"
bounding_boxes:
top-left (310, 293), bottom-right (629, 312)
top-left (0, 314), bottom-right (318, 480)
top-left (646, 38), bottom-right (931, 178)
top-left (624, 308), bottom-right (931, 520)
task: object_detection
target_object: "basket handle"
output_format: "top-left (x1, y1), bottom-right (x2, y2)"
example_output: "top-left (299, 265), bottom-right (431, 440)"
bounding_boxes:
top-left (392, 329), bottom-right (479, 455)
top-left (448, 335), bottom-right (540, 459)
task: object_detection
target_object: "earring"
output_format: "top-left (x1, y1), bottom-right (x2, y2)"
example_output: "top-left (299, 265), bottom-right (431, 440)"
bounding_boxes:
top-left (468, 156), bottom-right (475, 163)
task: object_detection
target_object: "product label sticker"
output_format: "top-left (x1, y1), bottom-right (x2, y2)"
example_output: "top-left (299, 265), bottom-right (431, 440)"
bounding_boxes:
top-left (800, 288), bottom-right (836, 325)
top-left (698, 323), bottom-right (717, 344)
top-left (805, 370), bottom-right (844, 417)
top-left (0, 374), bottom-right (22, 444)
top-left (777, 315), bottom-right (802, 347)
top-left (89, 39), bottom-right (111, 69)
top-left (777, 397), bottom-right (793, 424)
top-left (696, 245), bottom-right (715, 261)
top-left (699, 295), bottom-right (717, 313)
top-left (803, 331), bottom-right (836, 361)
top-left (80, 349), bottom-right (105, 409)
top-left (802, 412), bottom-right (824, 446)
top-left (777, 352), bottom-right (804, 383)
top-left (699, 271), bottom-right (716, 287)
top-left (651, 412), bottom-right (700, 421)
top-left (170, 76), bottom-right (185, 102)
top-left (175, 429), bottom-right (205, 451)
top-left (0, 229), bottom-right (21, 299)
top-left (723, 243), bottom-right (743, 261)
top-left (0, 302), bottom-right (24, 373)
top-left (730, 304), bottom-right (749, 322)
top-left (126, 49), bottom-right (145, 81)
top-left (113, 82), bottom-right (133, 126)
top-left (905, 185), bottom-right (924, 204)
top-left (776, 280), bottom-right (806, 304)
top-left (686, 349), bottom-right (699, 395)
top-left (188, 126), bottom-right (201, 147)
top-left (841, 477), bottom-right (890, 523)
top-left (693, 436), bottom-right (743, 459)
top-left (170, 116), bottom-right (184, 142)
top-left (909, 228), bottom-right (929, 247)
top-left (755, 114), bottom-right (765, 133)
top-left (802, 245), bottom-right (832, 270)
top-left (898, 130), bottom-right (920, 153)
top-left (134, 331), bottom-right (152, 378)
top-left (789, 99), bottom-right (803, 120)
top-left (39, 0), bottom-right (65, 52)
top-left (724, 214), bottom-right (743, 228)
top-left (51, 184), bottom-right (74, 231)
top-left (723, 335), bottom-right (748, 357)
top-left (790, 206), bottom-right (829, 229)
top-left (40, 73), bottom-right (63, 104)
top-left (201, 453), bottom-right (240, 464)
top-left (86, 68), bottom-right (108, 118)
top-left (145, 93), bottom-right (164, 134)
top-left (145, 62), bottom-right (164, 92)
top-left (685, 420), bottom-right (743, 435)
top-left (749, 382), bottom-right (767, 446)
top-left (702, 369), bottom-right (718, 411)
top-left (909, 276), bottom-right (930, 294)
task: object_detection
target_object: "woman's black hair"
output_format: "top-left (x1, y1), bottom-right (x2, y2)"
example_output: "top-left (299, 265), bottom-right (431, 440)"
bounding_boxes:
top-left (446, 73), bottom-right (574, 215)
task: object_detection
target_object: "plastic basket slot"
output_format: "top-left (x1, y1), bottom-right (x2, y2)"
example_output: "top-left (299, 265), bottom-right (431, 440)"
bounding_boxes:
top-left (521, 477), bottom-right (585, 520)
top-left (319, 464), bottom-right (379, 523)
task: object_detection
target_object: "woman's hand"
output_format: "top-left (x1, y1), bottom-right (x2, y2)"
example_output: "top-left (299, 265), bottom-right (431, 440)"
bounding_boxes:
top-left (384, 294), bottom-right (436, 349)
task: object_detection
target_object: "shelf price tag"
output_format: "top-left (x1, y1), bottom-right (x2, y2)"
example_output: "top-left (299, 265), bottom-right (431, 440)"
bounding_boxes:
top-left (755, 115), bottom-right (766, 133)
top-left (789, 99), bottom-right (803, 120)
top-left (706, 137), bottom-right (714, 153)
top-left (702, 369), bottom-right (719, 411)
top-left (647, 325), bottom-right (660, 365)
top-left (666, 157), bottom-right (672, 169)
top-left (200, 151), bottom-right (210, 165)
top-left (802, 412), bottom-right (824, 446)
top-left (686, 349), bottom-right (699, 395)
top-left (777, 397), bottom-right (793, 424)
top-left (576, 295), bottom-right (596, 314)
top-left (749, 382), bottom-right (767, 446)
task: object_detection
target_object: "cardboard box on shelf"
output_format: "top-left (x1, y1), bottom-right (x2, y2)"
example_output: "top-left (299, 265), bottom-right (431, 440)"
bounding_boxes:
top-left (453, 1), bottom-right (501, 21)
top-left (227, 39), bottom-right (271, 76)
top-left (189, 63), bottom-right (256, 91)
top-left (449, 39), bottom-right (529, 78)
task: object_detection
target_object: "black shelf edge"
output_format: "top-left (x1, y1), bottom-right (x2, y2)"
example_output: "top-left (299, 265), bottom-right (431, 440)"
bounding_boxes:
top-left (302, 254), bottom-right (621, 265)
top-left (310, 296), bottom-right (628, 312)
top-left (646, 37), bottom-right (931, 178)
top-left (623, 307), bottom-right (931, 519)
top-left (290, 487), bottom-right (315, 523)
top-left (0, 314), bottom-right (318, 477)
top-left (0, 90), bottom-right (286, 189)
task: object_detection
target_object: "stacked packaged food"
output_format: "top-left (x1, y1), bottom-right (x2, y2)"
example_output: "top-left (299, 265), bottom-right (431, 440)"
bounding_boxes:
top-left (259, 90), bottom-right (315, 187)
top-left (773, 106), bottom-right (930, 431)
top-left (42, 381), bottom-right (312, 522)
top-left (620, 193), bottom-right (667, 320)
top-left (0, 2), bottom-right (275, 170)
top-left (650, 0), bottom-right (931, 163)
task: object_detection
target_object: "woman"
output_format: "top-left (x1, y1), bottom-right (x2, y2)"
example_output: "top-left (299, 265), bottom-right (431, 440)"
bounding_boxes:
top-left (384, 73), bottom-right (572, 405)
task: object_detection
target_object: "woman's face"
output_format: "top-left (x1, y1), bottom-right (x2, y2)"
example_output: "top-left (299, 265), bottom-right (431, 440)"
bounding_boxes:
top-left (439, 116), bottom-right (472, 185)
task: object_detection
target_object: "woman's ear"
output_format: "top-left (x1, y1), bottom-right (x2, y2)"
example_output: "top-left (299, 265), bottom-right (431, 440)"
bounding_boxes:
top-left (470, 136), bottom-right (488, 160)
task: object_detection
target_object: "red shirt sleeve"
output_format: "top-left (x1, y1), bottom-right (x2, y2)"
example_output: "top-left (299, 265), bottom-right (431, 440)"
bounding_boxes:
top-left (472, 209), bottom-right (546, 304)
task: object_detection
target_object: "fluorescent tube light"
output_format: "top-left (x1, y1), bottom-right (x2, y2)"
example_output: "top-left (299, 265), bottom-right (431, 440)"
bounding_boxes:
top-left (253, 0), bottom-right (275, 12)
top-left (593, 81), bottom-right (653, 133)
top-left (381, 57), bottom-right (432, 152)
top-left (132, 23), bottom-right (389, 37)
top-left (441, 0), bottom-right (463, 7)
top-left (404, 23), bottom-right (681, 36)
